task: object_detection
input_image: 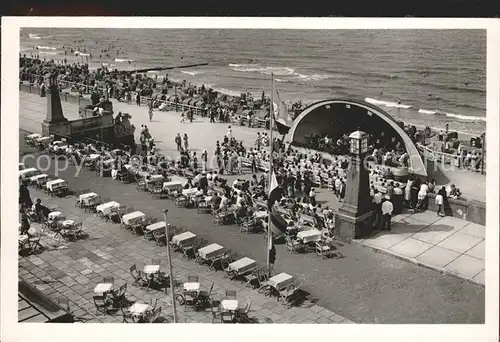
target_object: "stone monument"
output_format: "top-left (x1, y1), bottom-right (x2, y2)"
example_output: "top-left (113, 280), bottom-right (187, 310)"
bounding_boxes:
top-left (41, 72), bottom-right (71, 136)
top-left (335, 130), bottom-right (374, 241)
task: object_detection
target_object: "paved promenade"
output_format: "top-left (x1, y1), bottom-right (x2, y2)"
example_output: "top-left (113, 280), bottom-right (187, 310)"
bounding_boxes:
top-left (18, 90), bottom-right (486, 323)
top-left (356, 212), bottom-right (485, 285)
top-left (20, 188), bottom-right (353, 324)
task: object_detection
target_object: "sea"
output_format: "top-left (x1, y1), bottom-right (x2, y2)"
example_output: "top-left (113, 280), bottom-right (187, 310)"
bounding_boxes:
top-left (20, 28), bottom-right (486, 135)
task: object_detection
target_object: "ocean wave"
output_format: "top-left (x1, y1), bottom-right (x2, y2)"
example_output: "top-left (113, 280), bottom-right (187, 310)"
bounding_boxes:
top-left (275, 78), bottom-right (288, 83)
top-left (213, 87), bottom-right (242, 98)
top-left (365, 97), bottom-right (412, 109)
top-left (229, 63), bottom-right (295, 76)
top-left (418, 109), bottom-right (437, 115)
top-left (29, 33), bottom-right (41, 40)
top-left (443, 112), bottom-right (486, 122)
top-left (295, 73), bottom-right (332, 81)
top-left (37, 46), bottom-right (57, 50)
top-left (181, 70), bottom-right (204, 76)
top-left (38, 51), bottom-right (59, 55)
top-left (114, 58), bottom-right (134, 63)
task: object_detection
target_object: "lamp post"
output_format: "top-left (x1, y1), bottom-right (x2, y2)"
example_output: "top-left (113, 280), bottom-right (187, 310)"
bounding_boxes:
top-left (335, 130), bottom-right (374, 241)
top-left (163, 209), bottom-right (178, 323)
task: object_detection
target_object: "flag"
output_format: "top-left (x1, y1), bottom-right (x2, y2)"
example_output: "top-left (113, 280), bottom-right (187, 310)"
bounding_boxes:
top-left (271, 75), bottom-right (293, 135)
top-left (267, 171), bottom-right (281, 211)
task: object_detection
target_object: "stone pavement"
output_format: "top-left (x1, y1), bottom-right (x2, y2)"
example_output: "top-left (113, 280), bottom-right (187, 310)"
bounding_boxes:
top-left (19, 188), bottom-right (354, 324)
top-left (355, 212), bottom-right (485, 286)
top-left (18, 131), bottom-right (485, 324)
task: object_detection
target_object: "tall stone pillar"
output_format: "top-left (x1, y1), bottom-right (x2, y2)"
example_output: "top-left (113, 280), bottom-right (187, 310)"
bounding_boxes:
top-left (41, 73), bottom-right (71, 136)
top-left (335, 131), bottom-right (374, 241)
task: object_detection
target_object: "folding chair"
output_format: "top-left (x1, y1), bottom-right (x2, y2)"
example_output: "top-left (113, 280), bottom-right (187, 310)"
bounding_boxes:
top-left (129, 265), bottom-right (147, 287)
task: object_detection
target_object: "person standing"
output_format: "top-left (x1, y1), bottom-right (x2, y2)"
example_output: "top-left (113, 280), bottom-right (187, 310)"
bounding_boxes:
top-left (381, 195), bottom-right (393, 231)
top-left (148, 100), bottom-right (153, 121)
top-left (175, 133), bottom-right (182, 151)
top-left (435, 187), bottom-right (445, 217)
top-left (405, 176), bottom-right (413, 208)
top-left (309, 187), bottom-right (317, 206)
top-left (19, 182), bottom-right (33, 209)
top-left (201, 149), bottom-right (208, 172)
top-left (372, 189), bottom-right (383, 228)
top-left (183, 133), bottom-right (189, 151)
top-left (136, 92), bottom-right (141, 106)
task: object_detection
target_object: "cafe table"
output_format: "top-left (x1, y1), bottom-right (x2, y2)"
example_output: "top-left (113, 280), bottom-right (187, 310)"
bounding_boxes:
top-left (96, 201), bottom-right (120, 215)
top-left (253, 210), bottom-right (268, 220)
top-left (30, 174), bottom-right (48, 184)
top-left (183, 282), bottom-right (200, 292)
top-left (19, 168), bottom-right (39, 179)
top-left (197, 243), bottom-right (224, 260)
top-left (128, 302), bottom-right (151, 317)
top-left (61, 220), bottom-right (75, 228)
top-left (145, 221), bottom-right (166, 233)
top-left (268, 273), bottom-right (294, 291)
top-left (94, 283), bottom-right (113, 294)
top-left (296, 229), bottom-right (322, 243)
top-left (122, 211), bottom-right (146, 225)
top-left (46, 179), bottom-right (67, 192)
top-left (227, 257), bottom-right (257, 275)
top-left (220, 299), bottom-right (239, 312)
top-left (163, 181), bottom-right (183, 192)
top-left (171, 232), bottom-right (196, 246)
top-left (48, 211), bottom-right (65, 221)
top-left (79, 192), bottom-right (98, 201)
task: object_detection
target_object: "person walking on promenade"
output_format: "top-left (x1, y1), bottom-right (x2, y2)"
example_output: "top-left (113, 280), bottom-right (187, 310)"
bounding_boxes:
top-left (148, 100), bottom-right (153, 122)
top-left (136, 92), bottom-right (141, 106)
top-left (183, 133), bottom-right (189, 151)
top-left (410, 177), bottom-right (421, 210)
top-left (180, 111), bottom-right (186, 124)
top-left (175, 133), bottom-right (182, 151)
top-left (209, 109), bottom-right (215, 123)
top-left (381, 195), bottom-right (394, 231)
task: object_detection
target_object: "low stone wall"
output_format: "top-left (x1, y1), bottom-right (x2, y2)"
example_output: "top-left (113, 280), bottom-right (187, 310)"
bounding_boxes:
top-left (19, 83), bottom-right (92, 114)
top-left (426, 192), bottom-right (485, 225)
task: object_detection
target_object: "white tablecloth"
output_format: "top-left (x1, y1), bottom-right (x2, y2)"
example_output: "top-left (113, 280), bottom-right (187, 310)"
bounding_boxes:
top-left (197, 243), bottom-right (224, 259)
top-left (143, 265), bottom-right (160, 274)
top-left (87, 154), bottom-right (101, 161)
top-left (172, 232), bottom-right (196, 246)
top-left (220, 299), bottom-right (239, 311)
top-left (163, 181), bottom-right (183, 191)
top-left (46, 179), bottom-right (66, 191)
top-left (129, 302), bottom-right (150, 315)
top-left (183, 282), bottom-right (200, 292)
top-left (19, 168), bottom-right (38, 178)
top-left (145, 221), bottom-right (166, 232)
top-left (61, 220), bottom-right (75, 228)
top-left (228, 257), bottom-right (256, 274)
top-left (94, 283), bottom-right (113, 293)
top-left (96, 201), bottom-right (120, 215)
top-left (30, 174), bottom-right (48, 182)
top-left (122, 211), bottom-right (145, 225)
top-left (254, 210), bottom-right (268, 220)
top-left (297, 229), bottom-right (322, 243)
top-left (182, 188), bottom-right (198, 197)
top-left (148, 174), bottom-right (164, 182)
top-left (48, 211), bottom-right (64, 220)
top-left (269, 273), bottom-right (294, 291)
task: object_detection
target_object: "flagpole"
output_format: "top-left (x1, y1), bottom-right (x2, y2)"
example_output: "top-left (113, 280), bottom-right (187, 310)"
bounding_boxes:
top-left (267, 74), bottom-right (274, 278)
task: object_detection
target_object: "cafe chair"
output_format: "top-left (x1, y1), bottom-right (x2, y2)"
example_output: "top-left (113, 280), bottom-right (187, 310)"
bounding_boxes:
top-left (93, 295), bottom-right (113, 315)
top-left (187, 275), bottom-right (199, 283)
top-left (130, 264), bottom-right (147, 287)
top-left (225, 290), bottom-right (237, 300)
top-left (277, 283), bottom-right (300, 308)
